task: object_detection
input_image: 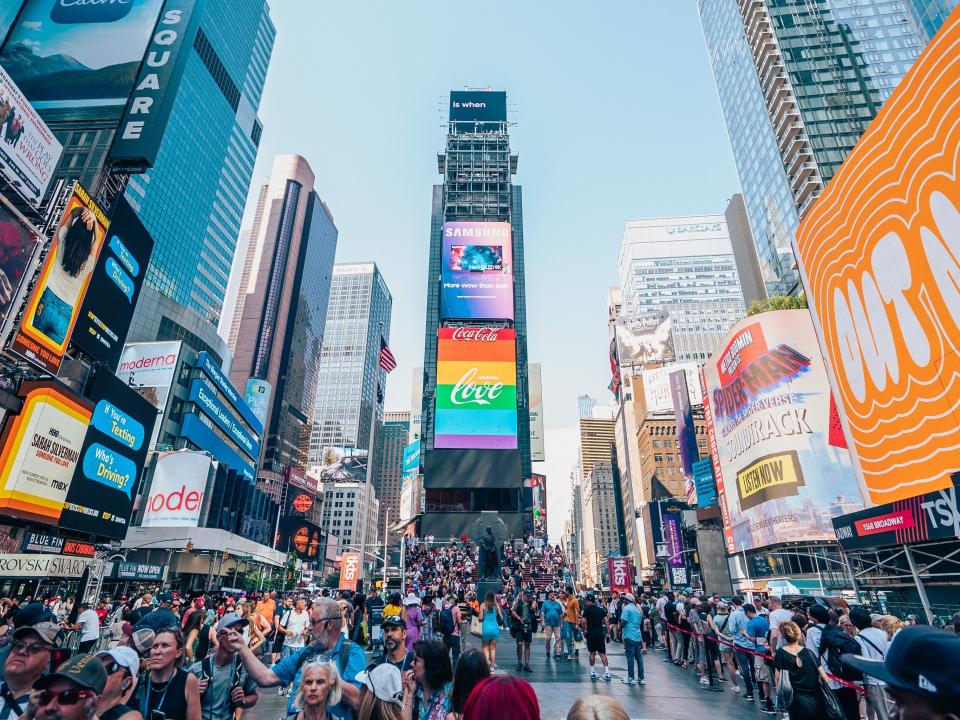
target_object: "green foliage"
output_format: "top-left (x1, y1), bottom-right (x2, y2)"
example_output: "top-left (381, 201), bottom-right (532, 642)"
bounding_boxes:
top-left (747, 294), bottom-right (808, 316)
top-left (323, 573), bottom-right (340, 589)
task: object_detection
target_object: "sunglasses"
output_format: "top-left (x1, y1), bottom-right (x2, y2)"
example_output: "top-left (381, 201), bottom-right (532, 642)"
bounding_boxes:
top-left (311, 616), bottom-right (341, 626)
top-left (101, 661), bottom-right (130, 676)
top-left (12, 640), bottom-right (52, 656)
top-left (37, 689), bottom-right (95, 706)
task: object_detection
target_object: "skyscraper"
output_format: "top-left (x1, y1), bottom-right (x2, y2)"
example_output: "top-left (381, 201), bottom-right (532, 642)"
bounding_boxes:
top-left (229, 155), bottom-right (338, 474)
top-left (309, 263), bottom-right (393, 461)
top-left (419, 89), bottom-right (531, 538)
top-left (908, 0), bottom-right (959, 40)
top-left (578, 395), bottom-right (599, 419)
top-left (372, 411), bottom-right (410, 544)
top-left (725, 194), bottom-right (766, 306)
top-left (699, 0), bottom-right (934, 296)
top-left (618, 215), bottom-right (745, 363)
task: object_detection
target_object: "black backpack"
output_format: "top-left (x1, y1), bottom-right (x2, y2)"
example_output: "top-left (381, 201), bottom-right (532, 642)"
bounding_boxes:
top-left (438, 607), bottom-right (455, 636)
top-left (818, 624), bottom-right (863, 681)
top-left (195, 621), bottom-right (215, 659)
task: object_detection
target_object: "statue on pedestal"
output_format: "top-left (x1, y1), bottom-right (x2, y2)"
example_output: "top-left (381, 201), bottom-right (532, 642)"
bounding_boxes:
top-left (477, 526), bottom-right (501, 581)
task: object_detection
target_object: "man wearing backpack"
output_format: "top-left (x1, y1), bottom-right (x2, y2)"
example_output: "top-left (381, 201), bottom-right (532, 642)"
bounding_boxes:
top-left (188, 613), bottom-right (259, 720)
top-left (806, 604), bottom-right (860, 720)
top-left (849, 606), bottom-right (889, 720)
top-left (438, 595), bottom-right (462, 669)
top-left (510, 588), bottom-right (537, 673)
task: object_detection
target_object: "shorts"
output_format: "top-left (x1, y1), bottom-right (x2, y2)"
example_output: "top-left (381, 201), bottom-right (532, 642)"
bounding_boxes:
top-left (754, 654), bottom-right (771, 683)
top-left (586, 631), bottom-right (606, 654)
top-left (513, 628), bottom-right (533, 644)
top-left (543, 625), bottom-right (560, 638)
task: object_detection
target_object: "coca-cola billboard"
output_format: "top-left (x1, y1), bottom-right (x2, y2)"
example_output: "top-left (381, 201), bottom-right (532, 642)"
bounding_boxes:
top-left (434, 327), bottom-right (518, 449)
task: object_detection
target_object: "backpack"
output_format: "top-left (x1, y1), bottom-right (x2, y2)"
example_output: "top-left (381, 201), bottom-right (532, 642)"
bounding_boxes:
top-left (293, 639), bottom-right (354, 677)
top-left (817, 624), bottom-right (863, 681)
top-left (195, 621), bottom-right (215, 659)
top-left (438, 607), bottom-right (455, 636)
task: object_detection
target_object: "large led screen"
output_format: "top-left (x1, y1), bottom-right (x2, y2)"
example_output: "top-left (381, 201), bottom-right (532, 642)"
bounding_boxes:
top-left (434, 327), bottom-right (517, 449)
top-left (440, 222), bottom-right (513, 320)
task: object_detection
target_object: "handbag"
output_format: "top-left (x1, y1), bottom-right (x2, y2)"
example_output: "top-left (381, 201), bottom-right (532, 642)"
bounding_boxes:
top-left (776, 660), bottom-right (794, 709)
top-left (470, 616), bottom-right (482, 638)
top-left (819, 676), bottom-right (845, 720)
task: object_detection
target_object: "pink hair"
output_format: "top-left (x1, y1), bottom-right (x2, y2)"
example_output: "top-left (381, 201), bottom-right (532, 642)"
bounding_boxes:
top-left (463, 676), bottom-right (539, 720)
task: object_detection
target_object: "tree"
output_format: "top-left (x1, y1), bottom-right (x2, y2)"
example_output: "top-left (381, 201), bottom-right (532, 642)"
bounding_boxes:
top-left (747, 294), bottom-right (808, 316)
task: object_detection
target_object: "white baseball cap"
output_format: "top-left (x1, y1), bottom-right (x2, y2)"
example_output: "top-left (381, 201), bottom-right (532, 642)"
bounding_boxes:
top-left (356, 664), bottom-right (403, 707)
top-left (97, 646), bottom-right (140, 675)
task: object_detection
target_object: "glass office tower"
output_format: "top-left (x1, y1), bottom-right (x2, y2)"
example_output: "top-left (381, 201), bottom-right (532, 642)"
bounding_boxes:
top-left (908, 0), bottom-right (959, 39)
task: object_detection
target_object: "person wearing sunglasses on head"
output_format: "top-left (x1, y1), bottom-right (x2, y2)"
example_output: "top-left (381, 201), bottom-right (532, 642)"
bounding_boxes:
top-left (225, 598), bottom-right (364, 720)
top-left (95, 647), bottom-right (142, 720)
top-left (187, 613), bottom-right (258, 720)
top-left (355, 664), bottom-right (403, 720)
top-left (21, 654), bottom-right (106, 720)
top-left (1, 622), bottom-right (65, 720)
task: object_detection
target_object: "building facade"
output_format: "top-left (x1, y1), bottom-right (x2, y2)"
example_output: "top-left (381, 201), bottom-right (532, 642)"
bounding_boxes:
top-left (725, 194), bottom-right (766, 306)
top-left (618, 216), bottom-right (745, 364)
top-left (228, 155), bottom-right (338, 474)
top-left (319, 481), bottom-right (379, 559)
top-left (578, 395), bottom-right (599, 419)
top-left (309, 263), bottom-right (393, 461)
top-left (907, 1), bottom-right (958, 41)
top-left (580, 461), bottom-right (619, 587)
top-left (699, 0), bottom-right (937, 296)
top-left (373, 412), bottom-right (410, 544)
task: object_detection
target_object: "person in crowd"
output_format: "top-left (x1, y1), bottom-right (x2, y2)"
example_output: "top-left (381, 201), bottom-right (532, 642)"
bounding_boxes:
top-left (355, 664), bottom-right (402, 720)
top-left (662, 592), bottom-right (683, 666)
top-left (708, 601), bottom-right (737, 689)
top-left (687, 598), bottom-right (715, 691)
top-left (744, 604), bottom-right (774, 713)
top-left (849, 606), bottom-right (889, 720)
top-left (618, 593), bottom-right (645, 686)
top-left (379, 616), bottom-right (414, 673)
top-left (767, 596), bottom-right (794, 652)
top-left (23, 654), bottom-right (107, 720)
top-left (271, 597), bottom-right (294, 664)
top-left (382, 597), bottom-right (404, 627)
top-left (399, 640), bottom-right (452, 720)
top-left (291, 659), bottom-right (342, 720)
top-left (806, 603), bottom-right (858, 720)
top-left (729, 598), bottom-right (756, 701)
top-left (187, 613), bottom-right (258, 720)
top-left (539, 591), bottom-right (563, 661)
top-left (842, 624), bottom-right (959, 720)
top-left (182, 611), bottom-right (208, 666)
top-left (773, 620), bottom-right (832, 720)
top-left (350, 597), bottom-right (367, 648)
top-left (508, 589), bottom-right (535, 674)
top-left (447, 649), bottom-right (488, 720)
top-left (477, 594), bottom-right (502, 671)
top-left (566, 695), bottom-right (629, 720)
top-left (67, 603), bottom-right (101, 654)
top-left (95, 646), bottom-right (142, 720)
top-left (580, 593), bottom-right (610, 682)
top-left (237, 602), bottom-right (265, 655)
top-left (403, 597), bottom-right (423, 653)
top-left (0, 622), bottom-right (64, 720)
top-left (136, 628), bottom-right (202, 720)
top-left (278, 599), bottom-right (312, 695)
top-left (365, 593), bottom-right (385, 651)
top-left (880, 615), bottom-right (905, 641)
top-left (561, 588), bottom-right (580, 662)
top-left (226, 598), bottom-right (364, 720)
top-left (460, 676), bottom-right (539, 720)
top-left (437, 597), bottom-right (461, 669)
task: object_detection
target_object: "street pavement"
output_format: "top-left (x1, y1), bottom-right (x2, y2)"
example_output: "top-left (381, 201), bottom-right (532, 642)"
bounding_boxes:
top-left (243, 633), bottom-right (769, 720)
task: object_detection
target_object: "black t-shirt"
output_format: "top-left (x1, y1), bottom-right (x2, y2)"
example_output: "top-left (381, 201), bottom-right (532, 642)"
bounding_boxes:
top-left (381, 650), bottom-right (416, 673)
top-left (583, 604), bottom-right (607, 635)
top-left (665, 601), bottom-right (678, 625)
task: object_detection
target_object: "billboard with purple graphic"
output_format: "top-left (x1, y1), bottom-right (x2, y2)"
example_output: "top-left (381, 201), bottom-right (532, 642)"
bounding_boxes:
top-left (440, 222), bottom-right (513, 320)
top-left (670, 368), bottom-right (699, 500)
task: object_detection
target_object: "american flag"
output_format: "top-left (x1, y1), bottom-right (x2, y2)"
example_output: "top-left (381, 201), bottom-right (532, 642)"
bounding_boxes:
top-left (379, 337), bottom-right (397, 373)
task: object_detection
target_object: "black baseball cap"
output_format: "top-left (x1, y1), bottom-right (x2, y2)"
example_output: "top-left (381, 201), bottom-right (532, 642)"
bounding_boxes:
top-left (36, 654), bottom-right (107, 694)
top-left (842, 625), bottom-right (960, 703)
top-left (380, 614), bottom-right (405, 629)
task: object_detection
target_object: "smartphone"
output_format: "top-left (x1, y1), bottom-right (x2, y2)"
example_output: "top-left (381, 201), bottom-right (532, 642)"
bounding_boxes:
top-left (151, 711), bottom-right (166, 720)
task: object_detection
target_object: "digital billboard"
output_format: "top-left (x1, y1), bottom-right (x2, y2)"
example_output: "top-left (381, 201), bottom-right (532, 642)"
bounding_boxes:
top-left (530, 473), bottom-right (546, 538)
top-left (115, 340), bottom-right (181, 448)
top-left (244, 378), bottom-right (272, 428)
top-left (440, 222), bottom-right (513, 320)
top-left (0, 0), bottom-right (165, 112)
top-left (72, 196), bottom-right (153, 367)
top-left (312, 446), bottom-right (368, 483)
top-left (0, 195), bottom-right (41, 322)
top-left (402, 440), bottom-right (420, 481)
top-left (141, 450), bottom-right (210, 527)
top-left (10, 184), bottom-right (107, 374)
top-left (0, 64), bottom-right (62, 205)
top-left (639, 362), bottom-right (700, 414)
top-left (278, 517), bottom-right (322, 559)
top-left (529, 362), bottom-right (545, 462)
top-left (449, 90), bottom-right (507, 124)
top-left (434, 327), bottom-right (517, 449)
top-left (792, 9), bottom-right (960, 505)
top-left (60, 369), bottom-right (156, 539)
top-left (0, 381), bottom-right (91, 525)
top-left (702, 311), bottom-right (865, 553)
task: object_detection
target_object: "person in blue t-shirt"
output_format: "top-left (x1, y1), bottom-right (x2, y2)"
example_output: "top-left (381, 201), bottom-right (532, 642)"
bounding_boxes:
top-left (227, 598), bottom-right (365, 720)
top-left (728, 598), bottom-right (757, 700)
top-left (539, 591), bottom-right (563, 660)
top-left (618, 593), bottom-right (646, 686)
top-left (745, 606), bottom-right (773, 713)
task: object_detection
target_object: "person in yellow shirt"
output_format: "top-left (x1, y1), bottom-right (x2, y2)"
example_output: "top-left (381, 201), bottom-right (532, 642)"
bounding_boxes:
top-left (382, 592), bottom-right (405, 624)
top-left (562, 586), bottom-right (580, 660)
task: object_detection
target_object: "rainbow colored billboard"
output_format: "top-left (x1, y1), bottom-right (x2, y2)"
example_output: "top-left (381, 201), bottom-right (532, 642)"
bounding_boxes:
top-left (440, 222), bottom-right (514, 320)
top-left (434, 327), bottom-right (517, 449)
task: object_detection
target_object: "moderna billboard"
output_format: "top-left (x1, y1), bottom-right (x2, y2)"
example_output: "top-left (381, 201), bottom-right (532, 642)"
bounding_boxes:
top-left (701, 311), bottom-right (864, 552)
top-left (793, 8), bottom-right (960, 506)
top-left (440, 222), bottom-right (513, 320)
top-left (434, 327), bottom-right (517, 450)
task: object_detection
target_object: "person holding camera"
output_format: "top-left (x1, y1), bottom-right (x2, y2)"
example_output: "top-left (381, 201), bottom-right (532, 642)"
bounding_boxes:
top-left (187, 614), bottom-right (258, 720)
top-left (0, 622), bottom-right (65, 720)
top-left (509, 589), bottom-right (537, 673)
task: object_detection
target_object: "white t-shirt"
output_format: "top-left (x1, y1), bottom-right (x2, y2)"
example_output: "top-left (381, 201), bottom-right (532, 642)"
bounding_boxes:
top-left (855, 627), bottom-right (889, 686)
top-left (768, 608), bottom-right (794, 649)
top-left (282, 609), bottom-right (310, 648)
top-left (78, 609), bottom-right (100, 642)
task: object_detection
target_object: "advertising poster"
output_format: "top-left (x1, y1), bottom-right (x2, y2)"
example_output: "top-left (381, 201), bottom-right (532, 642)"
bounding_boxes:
top-left (0, 195), bottom-right (41, 321)
top-left (670, 368), bottom-right (698, 478)
top-left (434, 327), bottom-right (517, 449)
top-left (530, 472), bottom-right (546, 538)
top-left (662, 510), bottom-right (688, 587)
top-left (0, 65), bottom-right (62, 205)
top-left (141, 450), bottom-right (210, 527)
top-left (614, 313), bottom-right (674, 368)
top-left (338, 551), bottom-right (361, 590)
top-left (640, 362), bottom-right (700, 414)
top-left (71, 196), bottom-right (153, 367)
top-left (115, 340), bottom-right (181, 448)
top-left (440, 222), bottom-right (514, 320)
top-left (702, 311), bottom-right (865, 553)
top-left (284, 466), bottom-right (317, 495)
top-left (528, 362), bottom-right (545, 461)
top-left (278, 517), bottom-right (321, 559)
top-left (0, 0), bottom-right (165, 112)
top-left (449, 91), bottom-right (507, 124)
top-left (410, 366), bottom-right (423, 443)
top-left (10, 184), bottom-right (107, 374)
top-left (792, 10), bottom-right (960, 505)
top-left (187, 377), bottom-right (260, 461)
top-left (0, 381), bottom-right (91, 525)
top-left (244, 378), bottom-right (272, 428)
top-left (1, 3), bottom-right (24, 47)
top-left (402, 440), bottom-right (420, 481)
top-left (314, 446), bottom-right (368, 483)
top-left (607, 556), bottom-right (632, 594)
top-left (60, 369), bottom-right (156, 539)
top-left (692, 458), bottom-right (717, 508)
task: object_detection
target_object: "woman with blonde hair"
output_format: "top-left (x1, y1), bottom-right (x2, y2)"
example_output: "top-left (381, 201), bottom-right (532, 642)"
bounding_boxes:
top-left (772, 620), bottom-right (833, 720)
top-left (292, 658), bottom-right (342, 720)
top-left (479, 592), bottom-right (503, 670)
top-left (237, 601), bottom-right (265, 654)
top-left (880, 615), bottom-right (906, 641)
top-left (566, 695), bottom-right (629, 720)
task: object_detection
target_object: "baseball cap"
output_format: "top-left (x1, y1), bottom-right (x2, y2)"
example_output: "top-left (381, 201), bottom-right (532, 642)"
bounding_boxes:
top-left (585, 593), bottom-right (595, 602)
top-left (14, 622), bottom-right (64, 647)
top-left (96, 647), bottom-right (140, 676)
top-left (130, 628), bottom-right (156, 654)
top-left (380, 615), bottom-right (405, 629)
top-left (157, 592), bottom-right (174, 604)
top-left (36, 654), bottom-right (107, 694)
top-left (842, 625), bottom-right (960, 703)
top-left (12, 602), bottom-right (53, 628)
top-left (217, 612), bottom-right (250, 632)
top-left (356, 664), bottom-right (403, 707)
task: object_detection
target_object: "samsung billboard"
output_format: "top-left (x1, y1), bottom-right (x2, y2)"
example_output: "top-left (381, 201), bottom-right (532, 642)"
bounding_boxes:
top-left (440, 221), bottom-right (513, 321)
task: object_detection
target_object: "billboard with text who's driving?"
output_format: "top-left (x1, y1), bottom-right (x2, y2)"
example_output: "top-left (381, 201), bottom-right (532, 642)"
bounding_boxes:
top-left (701, 311), bottom-right (865, 553)
top-left (434, 327), bottom-right (517, 450)
top-left (792, 7), bottom-right (960, 506)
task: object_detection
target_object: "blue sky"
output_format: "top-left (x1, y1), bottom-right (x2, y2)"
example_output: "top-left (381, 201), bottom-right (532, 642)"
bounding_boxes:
top-left (244, 0), bottom-right (742, 539)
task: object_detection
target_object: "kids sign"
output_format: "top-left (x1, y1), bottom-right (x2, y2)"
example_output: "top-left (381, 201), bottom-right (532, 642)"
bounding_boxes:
top-left (794, 9), bottom-right (960, 505)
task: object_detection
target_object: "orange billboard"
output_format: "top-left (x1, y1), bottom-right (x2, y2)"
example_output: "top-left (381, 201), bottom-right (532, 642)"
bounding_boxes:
top-left (338, 551), bottom-right (361, 591)
top-left (793, 9), bottom-right (960, 505)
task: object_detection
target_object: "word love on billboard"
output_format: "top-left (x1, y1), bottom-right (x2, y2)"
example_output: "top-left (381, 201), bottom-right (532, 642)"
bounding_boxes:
top-left (793, 10), bottom-right (960, 506)
top-left (440, 222), bottom-right (514, 320)
top-left (702, 311), bottom-right (864, 553)
top-left (434, 327), bottom-right (517, 450)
